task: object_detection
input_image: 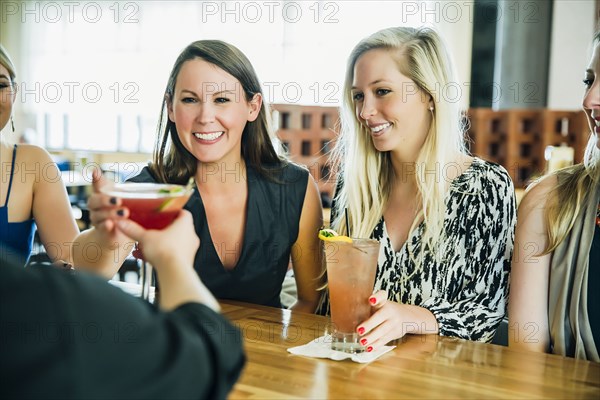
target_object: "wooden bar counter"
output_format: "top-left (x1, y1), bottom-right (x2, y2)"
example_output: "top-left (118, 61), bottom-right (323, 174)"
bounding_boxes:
top-left (221, 302), bottom-right (600, 399)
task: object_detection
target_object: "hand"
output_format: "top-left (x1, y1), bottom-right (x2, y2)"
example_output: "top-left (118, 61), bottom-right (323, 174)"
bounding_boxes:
top-left (51, 259), bottom-right (74, 271)
top-left (115, 210), bottom-right (199, 271)
top-left (356, 290), bottom-right (415, 351)
top-left (87, 168), bottom-right (130, 248)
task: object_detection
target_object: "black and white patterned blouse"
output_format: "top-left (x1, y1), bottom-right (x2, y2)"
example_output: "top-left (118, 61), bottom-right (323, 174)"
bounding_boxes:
top-left (374, 158), bottom-right (515, 341)
top-left (318, 158), bottom-right (516, 342)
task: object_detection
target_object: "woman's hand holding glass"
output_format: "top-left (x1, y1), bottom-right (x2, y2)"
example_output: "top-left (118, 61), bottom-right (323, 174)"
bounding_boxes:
top-left (72, 169), bottom-right (133, 278)
top-left (116, 211), bottom-right (217, 312)
top-left (357, 290), bottom-right (439, 351)
top-left (87, 169), bottom-right (132, 246)
top-left (115, 211), bottom-right (199, 275)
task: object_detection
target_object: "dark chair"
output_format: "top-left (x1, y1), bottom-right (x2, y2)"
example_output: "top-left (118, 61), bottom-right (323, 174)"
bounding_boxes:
top-left (491, 318), bottom-right (509, 346)
top-left (118, 257), bottom-right (140, 282)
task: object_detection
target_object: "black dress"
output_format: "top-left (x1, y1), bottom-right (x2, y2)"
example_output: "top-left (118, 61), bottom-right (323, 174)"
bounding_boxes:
top-left (129, 163), bottom-right (309, 308)
top-left (0, 254), bottom-right (245, 399)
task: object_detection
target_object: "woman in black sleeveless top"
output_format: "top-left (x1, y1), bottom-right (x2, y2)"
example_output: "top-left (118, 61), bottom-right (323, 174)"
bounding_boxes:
top-left (77, 41), bottom-right (325, 312)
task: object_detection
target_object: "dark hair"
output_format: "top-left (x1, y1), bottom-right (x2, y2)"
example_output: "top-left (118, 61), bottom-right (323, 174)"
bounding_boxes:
top-left (150, 40), bottom-right (285, 184)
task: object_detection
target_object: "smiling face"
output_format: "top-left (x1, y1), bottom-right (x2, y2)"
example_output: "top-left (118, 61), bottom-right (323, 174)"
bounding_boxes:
top-left (583, 42), bottom-right (600, 149)
top-left (167, 58), bottom-right (261, 165)
top-left (0, 63), bottom-right (16, 133)
top-left (351, 48), bottom-right (433, 159)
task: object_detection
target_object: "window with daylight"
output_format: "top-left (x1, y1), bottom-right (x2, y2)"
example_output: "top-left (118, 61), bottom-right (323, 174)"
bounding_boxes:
top-left (280, 112), bottom-right (291, 130)
top-left (301, 114), bottom-right (312, 130)
top-left (301, 141), bottom-right (311, 156)
top-left (7, 1), bottom-right (434, 151)
top-left (322, 113), bottom-right (333, 129)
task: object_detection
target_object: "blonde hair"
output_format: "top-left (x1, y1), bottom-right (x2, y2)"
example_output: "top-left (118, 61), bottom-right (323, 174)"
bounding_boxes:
top-left (543, 32), bottom-right (600, 253)
top-left (330, 26), bottom-right (467, 257)
top-left (0, 44), bottom-right (16, 81)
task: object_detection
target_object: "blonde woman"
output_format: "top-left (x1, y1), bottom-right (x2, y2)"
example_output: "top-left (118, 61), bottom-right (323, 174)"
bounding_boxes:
top-left (321, 27), bottom-right (516, 351)
top-left (509, 32), bottom-right (600, 361)
top-left (0, 44), bottom-right (79, 266)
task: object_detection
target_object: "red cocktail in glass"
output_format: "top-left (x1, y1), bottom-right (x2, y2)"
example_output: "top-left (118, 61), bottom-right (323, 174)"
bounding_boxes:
top-left (104, 183), bottom-right (193, 230)
top-left (102, 183), bottom-right (193, 301)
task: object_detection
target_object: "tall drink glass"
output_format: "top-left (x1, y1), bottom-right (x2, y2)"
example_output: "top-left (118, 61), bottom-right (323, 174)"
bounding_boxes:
top-left (325, 238), bottom-right (380, 353)
top-left (102, 183), bottom-right (193, 301)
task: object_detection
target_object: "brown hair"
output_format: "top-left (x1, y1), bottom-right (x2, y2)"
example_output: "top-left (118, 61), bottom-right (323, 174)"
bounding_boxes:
top-left (150, 40), bottom-right (285, 184)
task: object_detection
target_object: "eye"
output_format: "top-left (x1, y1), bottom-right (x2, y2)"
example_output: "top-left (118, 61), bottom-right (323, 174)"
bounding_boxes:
top-left (376, 88), bottom-right (391, 96)
top-left (0, 82), bottom-right (12, 89)
top-left (215, 97), bottom-right (230, 104)
top-left (583, 78), bottom-right (594, 87)
top-left (352, 92), bottom-right (364, 102)
top-left (181, 97), bottom-right (197, 104)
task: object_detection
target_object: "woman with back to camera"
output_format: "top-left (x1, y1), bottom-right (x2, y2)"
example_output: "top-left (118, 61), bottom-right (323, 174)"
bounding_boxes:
top-left (77, 40), bottom-right (325, 312)
top-left (1, 209), bottom-right (245, 399)
top-left (509, 31), bottom-right (600, 362)
top-left (320, 26), bottom-right (516, 351)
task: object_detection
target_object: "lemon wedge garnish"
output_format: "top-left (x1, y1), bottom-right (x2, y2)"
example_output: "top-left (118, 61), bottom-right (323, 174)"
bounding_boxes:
top-left (318, 228), bottom-right (352, 243)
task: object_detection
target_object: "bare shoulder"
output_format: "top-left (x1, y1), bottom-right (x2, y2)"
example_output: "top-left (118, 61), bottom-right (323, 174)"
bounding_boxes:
top-left (17, 144), bottom-right (54, 164)
top-left (519, 174), bottom-right (558, 213)
top-left (302, 171), bottom-right (322, 208)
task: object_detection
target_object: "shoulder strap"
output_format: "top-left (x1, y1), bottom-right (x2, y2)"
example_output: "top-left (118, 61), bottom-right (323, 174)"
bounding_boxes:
top-left (4, 144), bottom-right (17, 204)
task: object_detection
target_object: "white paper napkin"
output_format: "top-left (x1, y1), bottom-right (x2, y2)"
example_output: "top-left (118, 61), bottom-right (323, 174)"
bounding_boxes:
top-left (287, 335), bottom-right (395, 363)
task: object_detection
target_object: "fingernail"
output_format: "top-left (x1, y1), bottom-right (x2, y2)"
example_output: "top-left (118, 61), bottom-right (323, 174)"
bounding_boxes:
top-left (367, 346), bottom-right (373, 353)
top-left (117, 209), bottom-right (125, 217)
top-left (360, 338), bottom-right (367, 346)
top-left (369, 297), bottom-right (376, 305)
top-left (110, 197), bottom-right (117, 205)
top-left (357, 327), bottom-right (365, 335)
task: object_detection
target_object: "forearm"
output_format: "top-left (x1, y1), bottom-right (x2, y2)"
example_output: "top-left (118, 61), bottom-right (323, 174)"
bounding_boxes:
top-left (290, 298), bottom-right (318, 314)
top-left (72, 229), bottom-right (130, 279)
top-left (400, 304), bottom-right (439, 335)
top-left (156, 265), bottom-right (219, 312)
top-left (508, 330), bottom-right (549, 353)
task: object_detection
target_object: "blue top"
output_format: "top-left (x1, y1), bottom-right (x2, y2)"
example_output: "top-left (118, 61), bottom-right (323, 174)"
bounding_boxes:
top-left (0, 145), bottom-right (36, 265)
top-left (129, 163), bottom-right (309, 308)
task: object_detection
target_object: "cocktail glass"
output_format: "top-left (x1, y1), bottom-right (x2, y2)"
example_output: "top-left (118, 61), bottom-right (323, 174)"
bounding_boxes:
top-left (102, 183), bottom-right (193, 301)
top-left (324, 238), bottom-right (380, 353)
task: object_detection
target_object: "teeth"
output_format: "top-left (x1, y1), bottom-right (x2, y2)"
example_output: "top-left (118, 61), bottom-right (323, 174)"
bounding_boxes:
top-left (371, 123), bottom-right (391, 133)
top-left (194, 131), bottom-right (224, 140)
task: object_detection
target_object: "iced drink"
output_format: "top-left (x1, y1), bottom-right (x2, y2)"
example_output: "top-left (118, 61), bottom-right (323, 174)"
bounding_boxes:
top-left (325, 238), bottom-right (380, 353)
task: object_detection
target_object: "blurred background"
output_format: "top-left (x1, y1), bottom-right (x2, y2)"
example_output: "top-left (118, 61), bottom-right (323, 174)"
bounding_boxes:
top-left (1, 0), bottom-right (599, 200)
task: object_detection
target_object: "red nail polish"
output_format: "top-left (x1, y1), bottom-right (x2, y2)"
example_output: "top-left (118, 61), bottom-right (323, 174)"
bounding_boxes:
top-left (367, 346), bottom-right (373, 352)
top-left (360, 338), bottom-right (368, 346)
top-left (369, 297), bottom-right (376, 305)
top-left (357, 327), bottom-right (365, 335)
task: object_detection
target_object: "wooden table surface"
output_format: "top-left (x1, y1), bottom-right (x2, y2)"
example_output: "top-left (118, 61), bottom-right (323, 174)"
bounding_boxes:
top-left (221, 301), bottom-right (600, 399)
